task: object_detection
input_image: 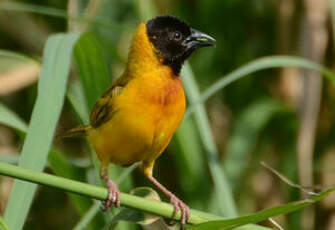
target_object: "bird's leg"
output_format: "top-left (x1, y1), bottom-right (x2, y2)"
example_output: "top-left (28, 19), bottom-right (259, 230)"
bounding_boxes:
top-left (147, 175), bottom-right (190, 227)
top-left (142, 161), bottom-right (190, 228)
top-left (100, 164), bottom-right (120, 211)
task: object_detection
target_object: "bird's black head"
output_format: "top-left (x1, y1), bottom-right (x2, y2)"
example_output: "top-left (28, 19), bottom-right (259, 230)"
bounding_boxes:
top-left (146, 15), bottom-right (216, 75)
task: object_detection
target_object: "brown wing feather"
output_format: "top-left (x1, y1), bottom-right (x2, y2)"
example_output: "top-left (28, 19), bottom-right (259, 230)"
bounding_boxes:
top-left (90, 76), bottom-right (130, 128)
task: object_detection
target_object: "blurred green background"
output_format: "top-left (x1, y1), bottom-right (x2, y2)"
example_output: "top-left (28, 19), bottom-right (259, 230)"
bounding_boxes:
top-left (0, 0), bottom-right (335, 229)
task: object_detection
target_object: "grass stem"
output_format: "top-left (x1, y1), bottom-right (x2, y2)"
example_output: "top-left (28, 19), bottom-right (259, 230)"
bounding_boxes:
top-left (0, 161), bottom-right (221, 225)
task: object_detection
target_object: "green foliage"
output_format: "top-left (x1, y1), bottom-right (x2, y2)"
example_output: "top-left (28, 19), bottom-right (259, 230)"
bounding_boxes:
top-left (67, 80), bottom-right (90, 124)
top-left (187, 188), bottom-right (335, 230)
top-left (74, 33), bottom-right (111, 110)
top-left (0, 101), bottom-right (104, 229)
top-left (3, 33), bottom-right (80, 230)
top-left (0, 217), bottom-right (10, 230)
top-left (225, 99), bottom-right (283, 186)
top-left (0, 162), bottom-right (222, 224)
top-left (112, 187), bottom-right (162, 225)
top-left (0, 103), bottom-right (28, 132)
top-left (182, 63), bottom-right (237, 217)
top-left (1, 160), bottom-right (334, 230)
top-left (186, 56), bottom-right (335, 118)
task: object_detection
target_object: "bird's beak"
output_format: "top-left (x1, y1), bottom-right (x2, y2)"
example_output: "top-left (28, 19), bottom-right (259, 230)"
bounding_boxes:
top-left (183, 28), bottom-right (216, 50)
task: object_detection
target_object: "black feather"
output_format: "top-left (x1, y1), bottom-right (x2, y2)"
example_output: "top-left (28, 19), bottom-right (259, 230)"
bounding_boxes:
top-left (146, 15), bottom-right (191, 75)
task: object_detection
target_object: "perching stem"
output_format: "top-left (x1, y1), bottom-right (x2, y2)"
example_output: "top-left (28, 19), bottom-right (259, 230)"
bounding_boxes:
top-left (0, 161), bottom-right (221, 224)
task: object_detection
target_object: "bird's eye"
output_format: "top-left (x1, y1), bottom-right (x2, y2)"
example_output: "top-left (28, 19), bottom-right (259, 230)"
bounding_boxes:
top-left (172, 31), bottom-right (182, 41)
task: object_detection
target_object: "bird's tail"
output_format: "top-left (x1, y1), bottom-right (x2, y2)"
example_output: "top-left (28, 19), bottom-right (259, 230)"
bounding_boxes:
top-left (57, 125), bottom-right (91, 139)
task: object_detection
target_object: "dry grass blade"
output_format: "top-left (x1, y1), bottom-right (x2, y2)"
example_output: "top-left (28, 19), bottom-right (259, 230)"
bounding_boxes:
top-left (260, 161), bottom-right (318, 196)
top-left (268, 218), bottom-right (284, 230)
top-left (0, 63), bottom-right (40, 95)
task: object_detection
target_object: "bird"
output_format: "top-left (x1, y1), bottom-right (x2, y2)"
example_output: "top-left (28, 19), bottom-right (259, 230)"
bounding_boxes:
top-left (62, 15), bottom-right (215, 227)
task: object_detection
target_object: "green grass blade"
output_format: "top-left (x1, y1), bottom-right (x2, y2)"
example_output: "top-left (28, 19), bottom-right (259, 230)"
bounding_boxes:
top-left (74, 33), bottom-right (111, 110)
top-left (187, 187), bottom-right (335, 230)
top-left (136, 0), bottom-right (157, 21)
top-left (0, 217), bottom-right (10, 230)
top-left (202, 56), bottom-right (335, 102)
top-left (0, 2), bottom-right (67, 19)
top-left (0, 97), bottom-right (102, 229)
top-left (0, 103), bottom-right (28, 132)
top-left (0, 154), bottom-right (19, 164)
top-left (182, 63), bottom-right (237, 217)
top-left (73, 202), bottom-right (101, 230)
top-left (67, 79), bottom-right (90, 124)
top-left (0, 103), bottom-right (25, 165)
top-left (3, 33), bottom-right (80, 230)
top-left (173, 119), bottom-right (211, 209)
top-left (225, 99), bottom-right (283, 186)
top-left (0, 2), bottom-right (130, 31)
top-left (0, 49), bottom-right (39, 63)
top-left (185, 56), bottom-right (335, 118)
top-left (48, 150), bottom-right (105, 230)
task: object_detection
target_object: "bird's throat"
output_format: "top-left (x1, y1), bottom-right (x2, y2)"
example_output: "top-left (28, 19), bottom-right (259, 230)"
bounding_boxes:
top-left (126, 23), bottom-right (178, 77)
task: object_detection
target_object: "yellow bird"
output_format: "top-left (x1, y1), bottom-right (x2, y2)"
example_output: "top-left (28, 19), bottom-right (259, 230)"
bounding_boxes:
top-left (64, 15), bottom-right (215, 227)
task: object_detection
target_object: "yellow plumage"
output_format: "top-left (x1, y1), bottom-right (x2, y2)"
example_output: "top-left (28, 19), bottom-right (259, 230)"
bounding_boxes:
top-left (63, 15), bottom-right (216, 227)
top-left (88, 23), bottom-right (185, 175)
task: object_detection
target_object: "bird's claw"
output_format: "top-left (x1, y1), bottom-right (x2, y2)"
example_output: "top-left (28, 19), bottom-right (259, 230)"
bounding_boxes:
top-left (102, 180), bottom-right (120, 211)
top-left (170, 195), bottom-right (190, 229)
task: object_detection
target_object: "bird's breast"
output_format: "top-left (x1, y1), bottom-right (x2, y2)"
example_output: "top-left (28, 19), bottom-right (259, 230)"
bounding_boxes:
top-left (116, 73), bottom-right (186, 150)
top-left (90, 72), bottom-right (186, 165)
top-left (118, 73), bottom-right (185, 116)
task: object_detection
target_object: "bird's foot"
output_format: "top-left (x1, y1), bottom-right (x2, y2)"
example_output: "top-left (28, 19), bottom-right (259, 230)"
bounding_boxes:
top-left (169, 195), bottom-right (190, 229)
top-left (102, 179), bottom-right (120, 211)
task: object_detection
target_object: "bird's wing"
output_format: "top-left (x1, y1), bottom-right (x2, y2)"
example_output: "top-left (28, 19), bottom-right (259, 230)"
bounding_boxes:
top-left (90, 76), bottom-right (130, 128)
